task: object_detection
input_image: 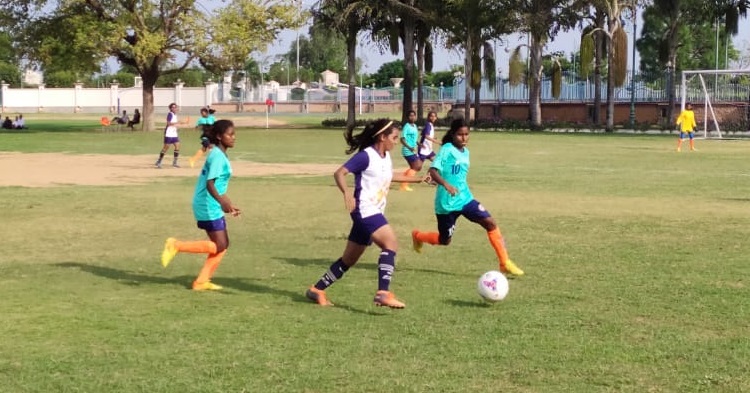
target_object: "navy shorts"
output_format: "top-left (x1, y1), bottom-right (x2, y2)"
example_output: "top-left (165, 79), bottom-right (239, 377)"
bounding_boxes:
top-left (436, 200), bottom-right (491, 242)
top-left (348, 213), bottom-right (388, 246)
top-left (403, 154), bottom-right (421, 164)
top-left (679, 132), bottom-right (694, 140)
top-left (197, 217), bottom-right (226, 232)
top-left (419, 152), bottom-right (436, 161)
top-left (164, 136), bottom-right (180, 144)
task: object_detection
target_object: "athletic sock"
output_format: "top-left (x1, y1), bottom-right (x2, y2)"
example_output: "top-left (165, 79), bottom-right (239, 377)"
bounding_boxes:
top-left (415, 231), bottom-right (440, 245)
top-left (175, 240), bottom-right (217, 254)
top-left (377, 250), bottom-right (396, 291)
top-left (194, 250), bottom-right (226, 285)
top-left (487, 228), bottom-right (510, 268)
top-left (314, 258), bottom-right (350, 290)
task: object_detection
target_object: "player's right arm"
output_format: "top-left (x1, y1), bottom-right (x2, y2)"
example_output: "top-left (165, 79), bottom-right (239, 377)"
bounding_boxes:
top-left (428, 167), bottom-right (457, 196)
top-left (334, 166), bottom-right (355, 212)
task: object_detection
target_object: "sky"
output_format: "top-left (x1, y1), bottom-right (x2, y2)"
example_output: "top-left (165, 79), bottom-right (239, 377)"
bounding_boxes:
top-left (257, 1), bottom-right (750, 76)
top-left (200, 0), bottom-right (749, 77)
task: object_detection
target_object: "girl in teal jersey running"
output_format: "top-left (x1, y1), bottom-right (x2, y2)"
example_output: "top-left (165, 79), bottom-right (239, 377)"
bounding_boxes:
top-left (411, 118), bottom-right (524, 276)
top-left (160, 120), bottom-right (241, 290)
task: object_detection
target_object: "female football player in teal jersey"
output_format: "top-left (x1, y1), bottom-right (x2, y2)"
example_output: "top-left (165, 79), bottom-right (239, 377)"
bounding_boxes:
top-left (411, 118), bottom-right (524, 276)
top-left (160, 120), bottom-right (241, 290)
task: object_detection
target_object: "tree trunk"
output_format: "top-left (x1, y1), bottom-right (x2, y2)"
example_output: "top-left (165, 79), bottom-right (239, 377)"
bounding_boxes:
top-left (401, 18), bottom-right (416, 123)
top-left (346, 27), bottom-right (357, 132)
top-left (416, 40), bottom-right (425, 121)
top-left (474, 63), bottom-right (481, 121)
top-left (605, 19), bottom-right (616, 132)
top-left (529, 34), bottom-right (543, 129)
top-left (141, 67), bottom-right (159, 131)
top-left (593, 10), bottom-right (605, 127)
top-left (464, 34), bottom-right (472, 122)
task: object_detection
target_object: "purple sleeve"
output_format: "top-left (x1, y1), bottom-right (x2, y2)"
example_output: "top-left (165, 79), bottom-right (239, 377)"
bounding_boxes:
top-left (167, 113), bottom-right (174, 123)
top-left (343, 151), bottom-right (369, 174)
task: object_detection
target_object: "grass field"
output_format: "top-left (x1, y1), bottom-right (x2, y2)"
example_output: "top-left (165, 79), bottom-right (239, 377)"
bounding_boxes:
top-left (1, 121), bottom-right (750, 392)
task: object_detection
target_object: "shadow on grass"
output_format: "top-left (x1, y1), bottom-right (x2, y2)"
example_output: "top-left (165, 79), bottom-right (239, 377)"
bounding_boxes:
top-left (54, 262), bottom-right (381, 314)
top-left (445, 299), bottom-right (494, 308)
top-left (272, 256), bottom-right (378, 272)
top-left (720, 197), bottom-right (750, 202)
top-left (55, 262), bottom-right (192, 289)
top-left (271, 256), bottom-right (465, 277)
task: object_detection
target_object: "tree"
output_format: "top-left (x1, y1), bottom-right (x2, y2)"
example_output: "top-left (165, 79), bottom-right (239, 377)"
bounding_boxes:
top-left (634, 0), bottom-right (721, 127)
top-left (22, 12), bottom-right (105, 77)
top-left (316, 0), bottom-right (383, 132)
top-left (369, 60), bottom-right (405, 87)
top-left (438, 0), bottom-right (516, 122)
top-left (579, 7), bottom-right (607, 126)
top-left (509, 0), bottom-right (583, 129)
top-left (8, 0), bottom-right (296, 131)
top-left (583, 0), bottom-right (637, 132)
top-left (369, 0), bottom-right (433, 123)
top-left (637, 5), bottom-right (739, 80)
top-left (283, 23), bottom-right (348, 80)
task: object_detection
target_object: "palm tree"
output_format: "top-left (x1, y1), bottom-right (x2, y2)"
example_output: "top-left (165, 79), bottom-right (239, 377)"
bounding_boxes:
top-left (439, 0), bottom-right (514, 122)
top-left (316, 0), bottom-right (380, 132)
top-left (579, 8), bottom-right (607, 126)
top-left (370, 0), bottom-right (432, 123)
top-left (509, 0), bottom-right (583, 129)
top-left (587, 0), bottom-right (637, 132)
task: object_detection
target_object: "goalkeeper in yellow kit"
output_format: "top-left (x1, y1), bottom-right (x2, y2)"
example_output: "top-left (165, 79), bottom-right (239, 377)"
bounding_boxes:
top-left (676, 103), bottom-right (697, 152)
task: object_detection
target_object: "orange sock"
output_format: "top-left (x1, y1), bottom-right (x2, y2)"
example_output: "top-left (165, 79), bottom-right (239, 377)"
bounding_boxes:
top-left (689, 139), bottom-right (695, 150)
top-left (400, 169), bottom-right (416, 189)
top-left (190, 149), bottom-right (203, 162)
top-left (677, 139), bottom-right (683, 149)
top-left (415, 231), bottom-right (440, 245)
top-left (194, 250), bottom-right (226, 285)
top-left (487, 228), bottom-right (510, 268)
top-left (175, 240), bottom-right (217, 254)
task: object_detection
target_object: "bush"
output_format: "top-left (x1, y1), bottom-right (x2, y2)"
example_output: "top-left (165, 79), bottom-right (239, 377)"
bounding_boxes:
top-left (321, 118), bottom-right (398, 128)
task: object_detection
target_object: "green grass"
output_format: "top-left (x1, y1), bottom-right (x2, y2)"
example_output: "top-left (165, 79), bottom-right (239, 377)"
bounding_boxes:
top-left (2, 128), bottom-right (750, 392)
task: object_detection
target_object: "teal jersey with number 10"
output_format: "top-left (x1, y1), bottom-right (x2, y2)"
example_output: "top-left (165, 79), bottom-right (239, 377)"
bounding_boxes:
top-left (431, 142), bottom-right (473, 214)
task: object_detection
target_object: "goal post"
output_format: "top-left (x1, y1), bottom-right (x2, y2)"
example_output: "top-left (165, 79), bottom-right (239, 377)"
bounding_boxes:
top-left (680, 69), bottom-right (750, 139)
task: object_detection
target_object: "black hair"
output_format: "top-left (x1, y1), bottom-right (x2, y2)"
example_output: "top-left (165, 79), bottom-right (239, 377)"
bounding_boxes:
top-left (200, 107), bottom-right (209, 114)
top-left (208, 109), bottom-right (216, 114)
top-left (206, 119), bottom-right (234, 146)
top-left (407, 110), bottom-right (416, 116)
top-left (344, 118), bottom-right (397, 154)
top-left (427, 111), bottom-right (437, 118)
top-left (442, 118), bottom-right (469, 145)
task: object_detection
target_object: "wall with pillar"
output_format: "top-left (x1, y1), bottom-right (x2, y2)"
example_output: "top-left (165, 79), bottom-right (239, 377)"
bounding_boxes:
top-left (0, 81), bottom-right (219, 114)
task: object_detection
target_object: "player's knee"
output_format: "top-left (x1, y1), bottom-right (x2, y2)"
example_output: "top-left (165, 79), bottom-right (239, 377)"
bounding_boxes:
top-left (215, 239), bottom-right (229, 253)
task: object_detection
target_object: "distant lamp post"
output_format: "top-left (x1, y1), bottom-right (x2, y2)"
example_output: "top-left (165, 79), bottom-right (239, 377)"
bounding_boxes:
top-left (629, 9), bottom-right (637, 129)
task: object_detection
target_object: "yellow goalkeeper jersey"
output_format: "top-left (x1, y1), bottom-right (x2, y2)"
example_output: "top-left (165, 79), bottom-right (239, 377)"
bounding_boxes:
top-left (676, 109), bottom-right (697, 132)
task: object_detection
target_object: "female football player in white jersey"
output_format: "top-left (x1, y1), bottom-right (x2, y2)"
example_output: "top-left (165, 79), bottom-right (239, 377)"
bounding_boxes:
top-left (306, 119), bottom-right (423, 308)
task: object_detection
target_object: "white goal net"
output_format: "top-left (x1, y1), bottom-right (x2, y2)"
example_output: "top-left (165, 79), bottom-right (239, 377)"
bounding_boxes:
top-left (680, 69), bottom-right (750, 138)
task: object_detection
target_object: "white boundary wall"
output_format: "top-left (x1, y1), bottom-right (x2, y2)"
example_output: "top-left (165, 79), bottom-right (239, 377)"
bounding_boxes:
top-left (0, 81), bottom-right (219, 114)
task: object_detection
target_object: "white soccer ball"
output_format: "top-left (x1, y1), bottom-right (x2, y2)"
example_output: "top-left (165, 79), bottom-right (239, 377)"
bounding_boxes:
top-left (477, 270), bottom-right (509, 302)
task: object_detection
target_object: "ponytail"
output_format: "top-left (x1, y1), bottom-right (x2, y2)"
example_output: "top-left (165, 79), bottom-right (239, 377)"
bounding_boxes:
top-left (344, 119), bottom-right (396, 154)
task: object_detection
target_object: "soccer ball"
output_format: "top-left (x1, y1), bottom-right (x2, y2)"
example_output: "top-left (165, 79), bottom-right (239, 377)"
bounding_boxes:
top-left (477, 270), bottom-right (509, 302)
